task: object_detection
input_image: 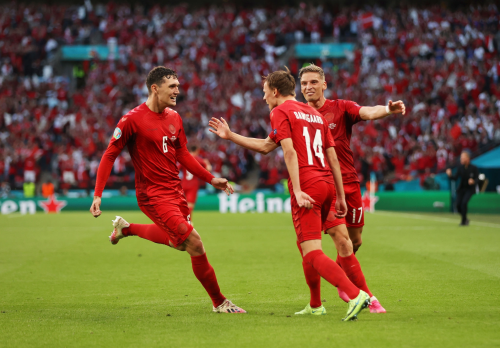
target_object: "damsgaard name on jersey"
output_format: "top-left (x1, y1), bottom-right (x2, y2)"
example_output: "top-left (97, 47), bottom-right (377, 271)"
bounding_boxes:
top-left (293, 111), bottom-right (324, 124)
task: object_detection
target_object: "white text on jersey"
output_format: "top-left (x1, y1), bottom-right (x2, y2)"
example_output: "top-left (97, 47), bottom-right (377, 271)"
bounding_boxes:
top-left (294, 111), bottom-right (324, 124)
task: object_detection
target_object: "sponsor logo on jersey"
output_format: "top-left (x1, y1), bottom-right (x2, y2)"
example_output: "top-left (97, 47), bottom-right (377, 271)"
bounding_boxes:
top-left (170, 136), bottom-right (177, 141)
top-left (293, 111), bottom-right (324, 124)
top-left (169, 124), bottom-right (176, 134)
top-left (273, 129), bottom-right (277, 135)
top-left (329, 123), bottom-right (337, 129)
top-left (119, 116), bottom-right (128, 123)
top-left (113, 127), bottom-right (122, 140)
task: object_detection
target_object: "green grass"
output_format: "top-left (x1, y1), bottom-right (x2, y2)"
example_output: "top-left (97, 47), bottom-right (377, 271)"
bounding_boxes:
top-left (1, 210), bottom-right (500, 347)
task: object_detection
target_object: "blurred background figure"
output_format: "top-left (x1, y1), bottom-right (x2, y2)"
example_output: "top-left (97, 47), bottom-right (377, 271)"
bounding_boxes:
top-left (446, 150), bottom-right (479, 226)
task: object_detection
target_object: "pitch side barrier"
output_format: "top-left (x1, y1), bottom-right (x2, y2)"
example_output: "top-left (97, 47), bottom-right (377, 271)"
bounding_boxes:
top-left (1, 192), bottom-right (499, 215)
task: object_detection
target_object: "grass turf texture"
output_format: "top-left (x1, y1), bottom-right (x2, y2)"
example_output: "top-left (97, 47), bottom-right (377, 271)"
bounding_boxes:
top-left (1, 211), bottom-right (500, 347)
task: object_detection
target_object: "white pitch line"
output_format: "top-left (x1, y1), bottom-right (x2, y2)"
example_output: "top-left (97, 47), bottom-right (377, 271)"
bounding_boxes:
top-left (374, 211), bottom-right (500, 229)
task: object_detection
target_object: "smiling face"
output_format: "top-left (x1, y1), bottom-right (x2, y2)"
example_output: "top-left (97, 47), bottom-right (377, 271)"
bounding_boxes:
top-left (300, 72), bottom-right (327, 103)
top-left (263, 82), bottom-right (278, 111)
top-left (151, 76), bottom-right (180, 108)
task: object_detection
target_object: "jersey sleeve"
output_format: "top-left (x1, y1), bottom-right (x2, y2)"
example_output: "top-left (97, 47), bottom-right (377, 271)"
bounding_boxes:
top-left (343, 100), bottom-right (363, 124)
top-left (94, 117), bottom-right (135, 197)
top-left (268, 108), bottom-right (292, 144)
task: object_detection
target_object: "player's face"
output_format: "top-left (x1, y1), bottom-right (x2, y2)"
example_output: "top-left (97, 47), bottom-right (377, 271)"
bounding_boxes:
top-left (263, 82), bottom-right (278, 111)
top-left (153, 77), bottom-right (180, 107)
top-left (300, 72), bottom-right (326, 102)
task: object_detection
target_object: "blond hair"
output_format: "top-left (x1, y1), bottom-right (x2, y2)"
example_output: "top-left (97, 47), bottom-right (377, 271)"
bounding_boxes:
top-left (298, 64), bottom-right (325, 80)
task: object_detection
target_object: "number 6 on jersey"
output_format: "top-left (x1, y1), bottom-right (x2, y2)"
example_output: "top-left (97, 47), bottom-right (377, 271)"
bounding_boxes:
top-left (163, 136), bottom-right (169, 153)
top-left (302, 127), bottom-right (325, 167)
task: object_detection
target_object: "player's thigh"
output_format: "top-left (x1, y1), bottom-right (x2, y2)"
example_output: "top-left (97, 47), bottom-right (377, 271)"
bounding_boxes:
top-left (292, 180), bottom-right (334, 243)
top-left (347, 226), bottom-right (363, 244)
top-left (143, 196), bottom-right (194, 248)
top-left (345, 182), bottom-right (365, 228)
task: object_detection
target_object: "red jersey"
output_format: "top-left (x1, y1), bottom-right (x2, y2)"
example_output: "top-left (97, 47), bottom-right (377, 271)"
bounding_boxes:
top-left (268, 100), bottom-right (335, 189)
top-left (180, 155), bottom-right (207, 191)
top-left (317, 99), bottom-right (363, 184)
top-left (94, 103), bottom-right (213, 198)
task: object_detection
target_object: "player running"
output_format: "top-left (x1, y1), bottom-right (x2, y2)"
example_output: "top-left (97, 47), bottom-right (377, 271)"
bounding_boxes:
top-left (89, 66), bottom-right (246, 314)
top-left (209, 68), bottom-right (370, 321)
top-left (179, 145), bottom-right (212, 218)
top-left (297, 64), bottom-right (406, 313)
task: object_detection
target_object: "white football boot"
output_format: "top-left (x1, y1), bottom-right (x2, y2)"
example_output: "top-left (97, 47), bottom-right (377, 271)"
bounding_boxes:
top-left (213, 299), bottom-right (247, 313)
top-left (110, 216), bottom-right (130, 245)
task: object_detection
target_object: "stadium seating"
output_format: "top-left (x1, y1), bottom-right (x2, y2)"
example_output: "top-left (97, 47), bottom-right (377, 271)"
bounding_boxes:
top-left (0, 4), bottom-right (499, 193)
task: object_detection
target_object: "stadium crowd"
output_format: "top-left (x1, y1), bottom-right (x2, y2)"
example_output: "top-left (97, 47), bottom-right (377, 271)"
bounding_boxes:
top-left (0, 3), bottom-right (499, 194)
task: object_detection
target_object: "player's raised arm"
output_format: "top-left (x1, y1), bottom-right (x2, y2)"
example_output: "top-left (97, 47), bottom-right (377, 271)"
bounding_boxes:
top-left (177, 145), bottom-right (233, 196)
top-left (209, 117), bottom-right (278, 155)
top-left (359, 100), bottom-right (406, 121)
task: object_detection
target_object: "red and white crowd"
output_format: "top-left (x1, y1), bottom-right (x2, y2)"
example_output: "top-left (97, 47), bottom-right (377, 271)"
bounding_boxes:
top-left (0, 3), bottom-right (499, 193)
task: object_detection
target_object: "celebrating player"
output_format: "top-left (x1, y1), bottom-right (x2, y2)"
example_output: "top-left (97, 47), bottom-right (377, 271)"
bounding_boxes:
top-left (209, 68), bottom-right (371, 321)
top-left (89, 67), bottom-right (246, 314)
top-left (179, 145), bottom-right (212, 218)
top-left (298, 63), bottom-right (406, 312)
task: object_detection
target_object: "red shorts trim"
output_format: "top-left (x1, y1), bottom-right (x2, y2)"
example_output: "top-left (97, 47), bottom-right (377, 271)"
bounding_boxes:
top-left (137, 192), bottom-right (193, 247)
top-left (183, 188), bottom-right (198, 204)
top-left (290, 180), bottom-right (335, 244)
top-left (323, 181), bottom-right (364, 231)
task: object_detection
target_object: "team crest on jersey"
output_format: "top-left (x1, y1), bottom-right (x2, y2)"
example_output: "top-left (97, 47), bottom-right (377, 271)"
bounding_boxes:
top-left (170, 136), bottom-right (177, 141)
top-left (329, 123), bottom-right (337, 129)
top-left (113, 127), bottom-right (122, 140)
top-left (169, 124), bottom-right (176, 134)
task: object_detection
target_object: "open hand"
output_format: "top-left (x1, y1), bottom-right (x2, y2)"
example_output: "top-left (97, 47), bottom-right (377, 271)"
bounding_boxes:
top-left (388, 100), bottom-right (406, 115)
top-left (211, 177), bottom-right (234, 195)
top-left (90, 196), bottom-right (102, 218)
top-left (468, 178), bottom-right (475, 185)
top-left (208, 117), bottom-right (232, 140)
top-left (446, 168), bottom-right (452, 177)
top-left (295, 191), bottom-right (315, 209)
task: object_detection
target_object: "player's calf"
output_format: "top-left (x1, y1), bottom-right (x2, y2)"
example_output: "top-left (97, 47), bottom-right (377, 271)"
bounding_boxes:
top-left (110, 216), bottom-right (130, 245)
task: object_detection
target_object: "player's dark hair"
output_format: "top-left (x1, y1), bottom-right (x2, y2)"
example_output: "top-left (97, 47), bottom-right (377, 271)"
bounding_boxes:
top-left (263, 67), bottom-right (296, 97)
top-left (188, 145), bottom-right (199, 152)
top-left (146, 66), bottom-right (178, 94)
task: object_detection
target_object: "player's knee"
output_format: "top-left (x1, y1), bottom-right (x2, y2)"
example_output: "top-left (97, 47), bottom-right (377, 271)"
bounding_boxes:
top-left (352, 240), bottom-right (362, 253)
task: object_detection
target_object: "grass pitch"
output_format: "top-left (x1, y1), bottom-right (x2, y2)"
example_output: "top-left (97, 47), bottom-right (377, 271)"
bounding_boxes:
top-left (1, 210), bottom-right (499, 347)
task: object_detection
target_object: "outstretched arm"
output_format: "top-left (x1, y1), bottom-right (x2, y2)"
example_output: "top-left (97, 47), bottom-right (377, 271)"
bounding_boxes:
top-left (281, 138), bottom-right (315, 209)
top-left (359, 100), bottom-right (406, 121)
top-left (209, 117), bottom-right (279, 155)
top-left (326, 147), bottom-right (347, 218)
top-left (177, 146), bottom-right (233, 195)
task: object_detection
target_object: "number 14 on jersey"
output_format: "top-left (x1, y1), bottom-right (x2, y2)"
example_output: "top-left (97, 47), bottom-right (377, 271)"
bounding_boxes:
top-left (302, 127), bottom-right (325, 167)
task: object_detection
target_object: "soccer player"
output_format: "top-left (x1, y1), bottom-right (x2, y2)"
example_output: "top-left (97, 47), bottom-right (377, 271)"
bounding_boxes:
top-left (89, 66), bottom-right (246, 314)
top-left (298, 63), bottom-right (406, 312)
top-left (209, 68), bottom-right (371, 321)
top-left (179, 145), bottom-right (212, 218)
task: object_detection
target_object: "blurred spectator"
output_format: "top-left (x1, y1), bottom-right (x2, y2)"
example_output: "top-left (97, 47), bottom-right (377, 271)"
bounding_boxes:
top-left (42, 181), bottom-right (55, 198)
top-left (0, 3), bottom-right (498, 194)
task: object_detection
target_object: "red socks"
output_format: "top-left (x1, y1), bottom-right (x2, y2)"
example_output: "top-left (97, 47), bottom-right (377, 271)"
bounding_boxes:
top-left (123, 224), bottom-right (170, 245)
top-left (336, 253), bottom-right (373, 297)
top-left (304, 250), bottom-right (360, 300)
top-left (191, 253), bottom-right (226, 308)
top-left (297, 242), bottom-right (322, 308)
